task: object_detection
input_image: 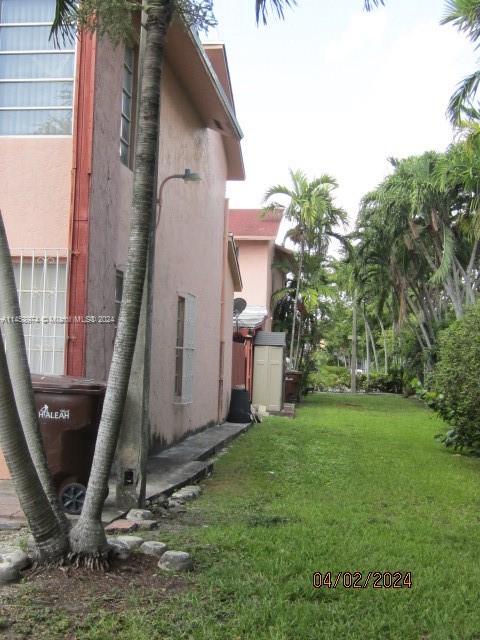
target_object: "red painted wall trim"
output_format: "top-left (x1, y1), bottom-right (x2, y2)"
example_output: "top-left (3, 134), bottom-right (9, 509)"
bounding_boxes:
top-left (66, 32), bottom-right (96, 376)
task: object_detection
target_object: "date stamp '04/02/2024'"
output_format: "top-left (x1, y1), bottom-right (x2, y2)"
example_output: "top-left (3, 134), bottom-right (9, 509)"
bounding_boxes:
top-left (313, 572), bottom-right (412, 589)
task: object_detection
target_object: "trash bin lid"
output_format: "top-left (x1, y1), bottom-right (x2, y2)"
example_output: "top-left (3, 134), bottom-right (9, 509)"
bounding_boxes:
top-left (31, 374), bottom-right (106, 395)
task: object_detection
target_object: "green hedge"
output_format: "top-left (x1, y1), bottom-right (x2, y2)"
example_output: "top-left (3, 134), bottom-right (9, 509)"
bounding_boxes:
top-left (308, 365), bottom-right (351, 391)
top-left (427, 302), bottom-right (480, 455)
top-left (360, 370), bottom-right (404, 394)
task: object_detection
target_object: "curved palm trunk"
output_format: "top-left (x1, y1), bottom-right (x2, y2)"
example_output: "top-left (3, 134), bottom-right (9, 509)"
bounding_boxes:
top-left (289, 242), bottom-right (304, 368)
top-left (69, 1), bottom-right (174, 562)
top-left (0, 213), bottom-right (69, 536)
top-left (0, 331), bottom-right (68, 562)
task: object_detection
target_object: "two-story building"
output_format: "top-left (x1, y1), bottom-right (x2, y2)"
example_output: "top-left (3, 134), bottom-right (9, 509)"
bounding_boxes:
top-left (0, 0), bottom-right (244, 480)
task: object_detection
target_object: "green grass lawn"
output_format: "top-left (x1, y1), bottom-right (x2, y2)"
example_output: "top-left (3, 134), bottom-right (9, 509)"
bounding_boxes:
top-left (6, 393), bottom-right (480, 639)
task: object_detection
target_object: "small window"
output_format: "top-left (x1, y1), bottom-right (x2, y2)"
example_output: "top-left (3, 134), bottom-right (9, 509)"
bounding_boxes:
top-left (174, 293), bottom-right (196, 403)
top-left (115, 269), bottom-right (124, 326)
top-left (120, 45), bottom-right (134, 166)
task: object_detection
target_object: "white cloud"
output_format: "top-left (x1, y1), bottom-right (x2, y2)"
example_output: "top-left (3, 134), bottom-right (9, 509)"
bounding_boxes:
top-left (324, 10), bottom-right (388, 63)
top-left (225, 7), bottom-right (478, 244)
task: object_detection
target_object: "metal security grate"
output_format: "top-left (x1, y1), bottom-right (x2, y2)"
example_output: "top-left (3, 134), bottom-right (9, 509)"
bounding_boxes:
top-left (1, 249), bottom-right (70, 374)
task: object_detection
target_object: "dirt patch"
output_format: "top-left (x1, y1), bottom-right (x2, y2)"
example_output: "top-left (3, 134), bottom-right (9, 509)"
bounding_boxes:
top-left (0, 554), bottom-right (189, 639)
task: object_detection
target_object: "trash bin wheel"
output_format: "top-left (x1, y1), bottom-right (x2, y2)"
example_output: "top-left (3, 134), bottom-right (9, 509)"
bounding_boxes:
top-left (60, 482), bottom-right (86, 515)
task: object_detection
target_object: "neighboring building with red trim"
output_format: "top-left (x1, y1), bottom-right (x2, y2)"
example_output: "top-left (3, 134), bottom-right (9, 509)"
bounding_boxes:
top-left (0, 1), bottom-right (244, 478)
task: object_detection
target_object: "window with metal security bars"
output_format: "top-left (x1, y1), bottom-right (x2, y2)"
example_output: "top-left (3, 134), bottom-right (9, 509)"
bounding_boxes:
top-left (120, 46), bottom-right (134, 166)
top-left (0, 0), bottom-right (76, 136)
top-left (0, 251), bottom-right (69, 375)
top-left (174, 293), bottom-right (196, 403)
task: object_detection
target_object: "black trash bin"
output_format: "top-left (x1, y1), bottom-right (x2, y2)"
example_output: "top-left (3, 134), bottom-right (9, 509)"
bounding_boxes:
top-left (227, 387), bottom-right (252, 423)
top-left (32, 375), bottom-right (106, 515)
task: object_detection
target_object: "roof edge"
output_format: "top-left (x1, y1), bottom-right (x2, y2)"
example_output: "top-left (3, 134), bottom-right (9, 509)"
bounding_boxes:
top-left (227, 234), bottom-right (242, 291)
top-left (187, 26), bottom-right (243, 141)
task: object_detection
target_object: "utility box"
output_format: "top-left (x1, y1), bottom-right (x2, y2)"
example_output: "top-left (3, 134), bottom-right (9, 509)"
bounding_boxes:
top-left (252, 332), bottom-right (286, 412)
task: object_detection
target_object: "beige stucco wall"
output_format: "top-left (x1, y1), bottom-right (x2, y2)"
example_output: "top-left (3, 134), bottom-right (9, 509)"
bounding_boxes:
top-left (236, 240), bottom-right (270, 308)
top-left (85, 40), bottom-right (230, 446)
top-left (0, 138), bottom-right (72, 250)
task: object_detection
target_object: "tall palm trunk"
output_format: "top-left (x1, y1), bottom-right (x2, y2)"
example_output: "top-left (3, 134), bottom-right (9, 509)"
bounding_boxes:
top-left (69, 0), bottom-right (174, 563)
top-left (364, 309), bottom-right (370, 383)
top-left (0, 330), bottom-right (69, 562)
top-left (0, 213), bottom-right (69, 536)
top-left (366, 318), bottom-right (379, 371)
top-left (464, 240), bottom-right (479, 305)
top-left (294, 316), bottom-right (303, 370)
top-left (289, 241), bottom-right (304, 368)
top-left (351, 290), bottom-right (358, 393)
top-left (376, 313), bottom-right (388, 374)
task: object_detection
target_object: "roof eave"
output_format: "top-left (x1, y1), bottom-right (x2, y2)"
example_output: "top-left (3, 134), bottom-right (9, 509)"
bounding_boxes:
top-left (164, 17), bottom-right (245, 181)
top-left (234, 235), bottom-right (275, 241)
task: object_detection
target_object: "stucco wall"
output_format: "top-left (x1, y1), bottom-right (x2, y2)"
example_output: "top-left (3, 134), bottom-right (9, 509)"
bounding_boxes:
top-left (236, 240), bottom-right (270, 308)
top-left (222, 254), bottom-right (235, 420)
top-left (85, 44), bottom-right (229, 445)
top-left (150, 63), bottom-right (227, 445)
top-left (0, 138), bottom-right (72, 250)
top-left (272, 266), bottom-right (286, 309)
top-left (85, 37), bottom-right (131, 380)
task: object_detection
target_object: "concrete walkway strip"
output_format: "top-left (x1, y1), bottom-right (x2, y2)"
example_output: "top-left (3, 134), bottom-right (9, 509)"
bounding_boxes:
top-left (0, 421), bottom-right (251, 526)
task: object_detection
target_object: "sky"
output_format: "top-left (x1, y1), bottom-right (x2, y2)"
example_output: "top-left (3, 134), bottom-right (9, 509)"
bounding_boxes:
top-left (203, 0), bottom-right (478, 234)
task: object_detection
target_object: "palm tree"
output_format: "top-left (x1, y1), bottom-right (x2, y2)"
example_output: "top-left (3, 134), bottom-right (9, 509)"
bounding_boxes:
top-left (65, 0), bottom-right (177, 566)
top-left (0, 214), bottom-right (70, 539)
top-left (355, 145), bottom-right (480, 378)
top-left (264, 169), bottom-right (346, 369)
top-left (441, 0), bottom-right (480, 124)
top-left (49, 0), bottom-right (298, 564)
top-left (0, 331), bottom-right (69, 563)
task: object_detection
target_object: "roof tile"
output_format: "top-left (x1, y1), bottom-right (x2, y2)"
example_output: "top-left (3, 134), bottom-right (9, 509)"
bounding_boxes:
top-left (229, 209), bottom-right (282, 238)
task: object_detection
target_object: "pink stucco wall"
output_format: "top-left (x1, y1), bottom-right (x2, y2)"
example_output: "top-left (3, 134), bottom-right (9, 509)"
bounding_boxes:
top-left (0, 138), bottom-right (72, 250)
top-left (150, 63), bottom-right (228, 444)
top-left (0, 30), bottom-right (236, 452)
top-left (85, 38), bottom-right (231, 445)
top-left (221, 244), bottom-right (235, 421)
top-left (84, 37), bottom-right (131, 379)
top-left (236, 240), bottom-right (270, 308)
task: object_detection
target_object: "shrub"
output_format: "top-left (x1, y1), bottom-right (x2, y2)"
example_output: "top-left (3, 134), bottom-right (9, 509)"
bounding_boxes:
top-left (428, 302), bottom-right (480, 455)
top-left (360, 369), bottom-right (404, 394)
top-left (308, 365), bottom-right (351, 391)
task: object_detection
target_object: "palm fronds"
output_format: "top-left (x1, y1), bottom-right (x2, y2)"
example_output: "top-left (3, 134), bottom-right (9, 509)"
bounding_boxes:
top-left (447, 69), bottom-right (480, 125)
top-left (364, 0), bottom-right (386, 11)
top-left (441, 0), bottom-right (480, 45)
top-left (255, 0), bottom-right (297, 26)
top-left (50, 0), bottom-right (77, 47)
